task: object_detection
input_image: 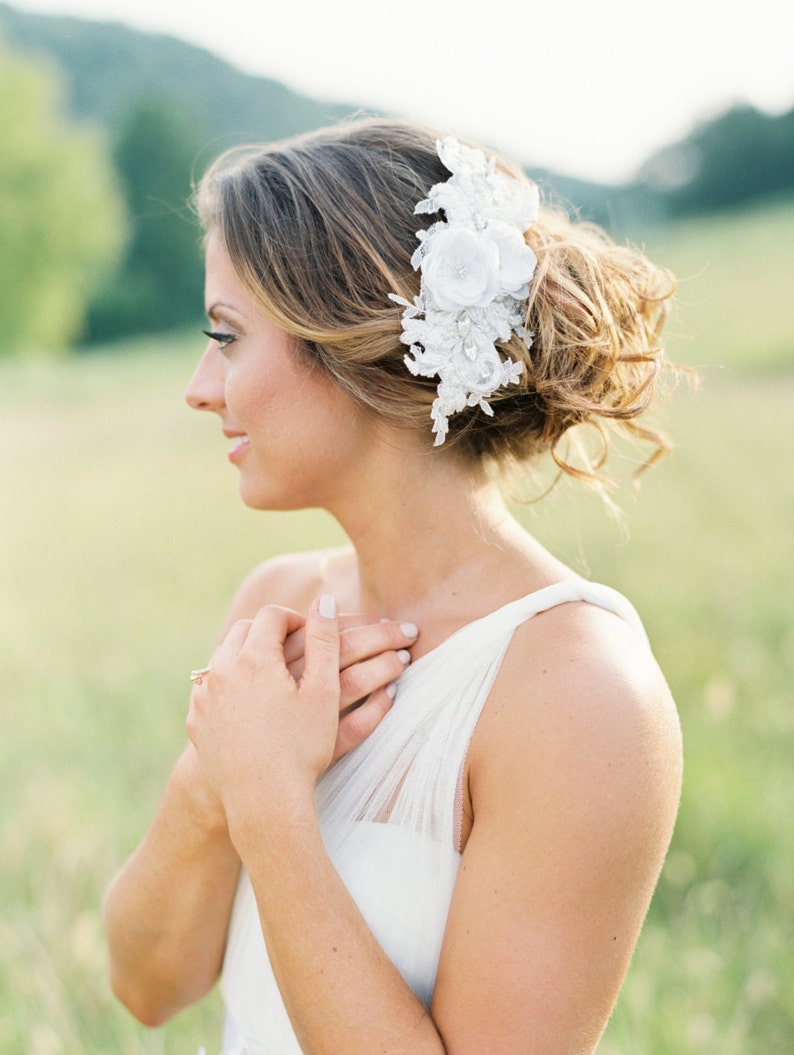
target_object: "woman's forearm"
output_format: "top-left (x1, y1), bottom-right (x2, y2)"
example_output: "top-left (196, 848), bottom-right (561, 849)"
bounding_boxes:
top-left (233, 802), bottom-right (446, 1055)
top-left (103, 747), bottom-right (240, 1026)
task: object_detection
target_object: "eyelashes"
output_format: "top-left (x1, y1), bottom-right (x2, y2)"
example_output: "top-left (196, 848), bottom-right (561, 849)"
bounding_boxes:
top-left (202, 329), bottom-right (237, 351)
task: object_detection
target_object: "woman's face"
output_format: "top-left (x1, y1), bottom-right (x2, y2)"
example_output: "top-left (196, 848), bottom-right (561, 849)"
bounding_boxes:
top-left (185, 230), bottom-right (372, 512)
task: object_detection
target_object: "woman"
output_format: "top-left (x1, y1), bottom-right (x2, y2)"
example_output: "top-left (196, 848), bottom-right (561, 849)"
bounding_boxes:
top-left (103, 119), bottom-right (683, 1055)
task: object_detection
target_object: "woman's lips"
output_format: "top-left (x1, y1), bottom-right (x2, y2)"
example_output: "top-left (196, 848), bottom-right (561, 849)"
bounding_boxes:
top-left (224, 432), bottom-right (250, 462)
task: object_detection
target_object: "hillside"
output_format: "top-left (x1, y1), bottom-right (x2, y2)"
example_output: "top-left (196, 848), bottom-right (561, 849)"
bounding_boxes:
top-left (0, 1), bottom-right (633, 228)
top-left (1, 3), bottom-right (791, 227)
top-left (0, 1), bottom-right (357, 152)
top-left (3, 2), bottom-right (790, 353)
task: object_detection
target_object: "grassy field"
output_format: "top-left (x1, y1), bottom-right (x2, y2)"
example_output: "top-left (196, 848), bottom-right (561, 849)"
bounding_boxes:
top-left (1, 197), bottom-right (792, 1054)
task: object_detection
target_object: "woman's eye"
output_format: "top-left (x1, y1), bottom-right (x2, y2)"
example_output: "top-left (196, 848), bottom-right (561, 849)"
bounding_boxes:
top-left (202, 329), bottom-right (237, 351)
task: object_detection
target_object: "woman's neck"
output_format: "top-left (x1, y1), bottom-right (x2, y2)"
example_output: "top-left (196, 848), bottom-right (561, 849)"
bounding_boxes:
top-left (323, 444), bottom-right (564, 636)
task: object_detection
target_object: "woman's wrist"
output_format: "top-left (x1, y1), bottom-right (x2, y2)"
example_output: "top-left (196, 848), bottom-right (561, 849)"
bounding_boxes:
top-left (169, 746), bottom-right (231, 841)
top-left (227, 784), bottom-right (321, 866)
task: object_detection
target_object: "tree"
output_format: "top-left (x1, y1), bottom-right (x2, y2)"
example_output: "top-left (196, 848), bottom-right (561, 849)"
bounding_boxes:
top-left (639, 104), bottom-right (794, 216)
top-left (85, 96), bottom-right (205, 342)
top-left (0, 39), bottom-right (125, 355)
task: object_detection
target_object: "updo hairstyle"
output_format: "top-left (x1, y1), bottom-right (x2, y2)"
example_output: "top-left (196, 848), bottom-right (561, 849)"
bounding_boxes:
top-left (195, 118), bottom-right (676, 483)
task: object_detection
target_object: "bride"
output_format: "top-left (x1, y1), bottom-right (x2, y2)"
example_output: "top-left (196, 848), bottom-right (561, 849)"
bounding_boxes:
top-left (103, 119), bottom-right (683, 1055)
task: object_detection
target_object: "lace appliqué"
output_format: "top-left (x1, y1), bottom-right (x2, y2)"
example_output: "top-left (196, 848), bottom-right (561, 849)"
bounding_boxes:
top-left (391, 137), bottom-right (539, 444)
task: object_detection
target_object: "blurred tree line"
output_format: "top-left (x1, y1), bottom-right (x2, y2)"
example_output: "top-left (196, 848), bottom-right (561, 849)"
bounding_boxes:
top-left (639, 104), bottom-right (794, 216)
top-left (0, 37), bottom-right (203, 354)
top-left (0, 1), bottom-right (355, 357)
top-left (0, 1), bottom-right (792, 356)
top-left (86, 97), bottom-right (205, 343)
top-left (0, 43), bottom-right (124, 354)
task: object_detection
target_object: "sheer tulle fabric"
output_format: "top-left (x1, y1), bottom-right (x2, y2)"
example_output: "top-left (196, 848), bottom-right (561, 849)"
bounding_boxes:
top-left (219, 581), bottom-right (650, 1054)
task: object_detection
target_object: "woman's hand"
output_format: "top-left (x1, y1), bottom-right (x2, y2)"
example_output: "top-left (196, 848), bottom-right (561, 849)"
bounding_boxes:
top-left (186, 598), bottom-right (416, 838)
top-left (284, 611), bottom-right (417, 763)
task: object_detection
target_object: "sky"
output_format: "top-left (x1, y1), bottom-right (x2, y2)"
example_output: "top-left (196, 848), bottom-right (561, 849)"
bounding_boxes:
top-left (6, 0), bottom-right (793, 183)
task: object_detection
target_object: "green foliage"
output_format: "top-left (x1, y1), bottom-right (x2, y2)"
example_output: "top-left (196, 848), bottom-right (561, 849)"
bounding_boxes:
top-left (0, 39), bottom-right (126, 356)
top-left (0, 1), bottom-right (359, 155)
top-left (0, 2), bottom-right (375, 348)
top-left (3, 0), bottom-right (793, 355)
top-left (86, 97), bottom-right (205, 342)
top-left (640, 104), bottom-right (794, 216)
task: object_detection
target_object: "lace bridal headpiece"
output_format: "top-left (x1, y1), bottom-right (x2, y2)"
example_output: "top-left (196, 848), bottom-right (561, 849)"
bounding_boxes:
top-left (390, 137), bottom-right (540, 445)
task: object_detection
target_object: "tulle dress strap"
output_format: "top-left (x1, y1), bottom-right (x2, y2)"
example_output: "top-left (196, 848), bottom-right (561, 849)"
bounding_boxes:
top-left (475, 579), bottom-right (649, 646)
top-left (218, 580), bottom-right (650, 1054)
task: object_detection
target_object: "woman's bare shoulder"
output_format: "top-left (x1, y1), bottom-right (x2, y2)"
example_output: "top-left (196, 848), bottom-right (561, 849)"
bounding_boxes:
top-left (485, 596), bottom-right (679, 758)
top-left (218, 546), bottom-right (354, 633)
top-left (469, 597), bottom-right (682, 845)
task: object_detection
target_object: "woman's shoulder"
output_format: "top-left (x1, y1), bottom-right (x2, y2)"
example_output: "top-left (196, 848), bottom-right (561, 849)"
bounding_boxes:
top-left (468, 594), bottom-right (682, 839)
top-left (495, 595), bottom-right (679, 756)
top-left (218, 546), bottom-right (354, 632)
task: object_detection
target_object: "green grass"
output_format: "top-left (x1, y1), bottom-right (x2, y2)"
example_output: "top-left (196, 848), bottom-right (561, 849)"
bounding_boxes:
top-left (1, 201), bottom-right (792, 1053)
top-left (637, 194), bottom-right (794, 376)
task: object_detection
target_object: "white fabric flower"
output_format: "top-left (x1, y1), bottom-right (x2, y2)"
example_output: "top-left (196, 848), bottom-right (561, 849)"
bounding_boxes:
top-left (420, 228), bottom-right (501, 310)
top-left (391, 136), bottom-right (540, 445)
top-left (485, 222), bottom-right (538, 298)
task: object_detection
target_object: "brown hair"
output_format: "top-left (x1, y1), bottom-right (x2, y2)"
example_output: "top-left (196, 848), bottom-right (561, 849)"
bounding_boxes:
top-left (195, 117), bottom-right (676, 484)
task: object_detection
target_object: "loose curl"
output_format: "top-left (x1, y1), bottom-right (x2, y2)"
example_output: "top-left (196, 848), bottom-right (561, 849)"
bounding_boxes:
top-left (195, 118), bottom-right (677, 487)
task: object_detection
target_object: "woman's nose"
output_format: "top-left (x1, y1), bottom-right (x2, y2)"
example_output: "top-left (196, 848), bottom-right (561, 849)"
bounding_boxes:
top-left (185, 346), bottom-right (224, 412)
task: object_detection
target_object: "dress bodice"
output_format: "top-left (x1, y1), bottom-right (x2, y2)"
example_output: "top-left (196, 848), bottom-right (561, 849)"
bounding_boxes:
top-left (219, 581), bottom-right (650, 1054)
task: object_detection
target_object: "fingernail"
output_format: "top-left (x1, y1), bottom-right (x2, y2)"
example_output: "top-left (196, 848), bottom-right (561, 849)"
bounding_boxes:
top-left (386, 682), bottom-right (398, 699)
top-left (397, 649), bottom-right (411, 665)
top-left (318, 594), bottom-right (337, 619)
top-left (400, 622), bottom-right (418, 639)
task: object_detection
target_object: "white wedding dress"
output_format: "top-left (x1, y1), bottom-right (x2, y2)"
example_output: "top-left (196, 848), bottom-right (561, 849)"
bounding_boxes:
top-left (218, 581), bottom-right (650, 1054)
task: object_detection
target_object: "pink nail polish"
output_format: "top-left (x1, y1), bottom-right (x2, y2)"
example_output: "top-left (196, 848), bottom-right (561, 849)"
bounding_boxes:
top-left (400, 622), bottom-right (418, 639)
top-left (386, 682), bottom-right (398, 699)
top-left (318, 594), bottom-right (337, 619)
top-left (397, 649), bottom-right (411, 664)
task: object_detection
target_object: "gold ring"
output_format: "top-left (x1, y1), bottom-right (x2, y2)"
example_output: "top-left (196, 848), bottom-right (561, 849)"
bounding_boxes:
top-left (190, 667), bottom-right (211, 685)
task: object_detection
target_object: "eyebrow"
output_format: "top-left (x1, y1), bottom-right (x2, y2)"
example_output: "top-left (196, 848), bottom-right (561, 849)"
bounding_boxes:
top-left (205, 300), bottom-right (248, 322)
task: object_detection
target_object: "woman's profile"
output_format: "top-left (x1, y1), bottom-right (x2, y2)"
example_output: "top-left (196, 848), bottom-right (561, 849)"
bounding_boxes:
top-left (103, 118), bottom-right (683, 1055)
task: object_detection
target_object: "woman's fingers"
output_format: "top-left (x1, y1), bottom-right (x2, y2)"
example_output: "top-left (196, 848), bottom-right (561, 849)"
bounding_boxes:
top-left (338, 649), bottom-right (411, 709)
top-left (299, 595), bottom-right (341, 704)
top-left (217, 616), bottom-right (254, 653)
top-left (282, 625), bottom-right (307, 668)
top-left (285, 617), bottom-right (418, 679)
top-left (234, 605), bottom-right (305, 661)
top-left (332, 687), bottom-right (397, 763)
top-left (338, 618), bottom-right (418, 669)
top-left (335, 619), bottom-right (416, 709)
top-left (215, 609), bottom-right (418, 703)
